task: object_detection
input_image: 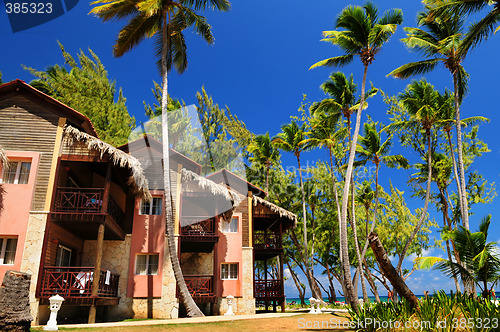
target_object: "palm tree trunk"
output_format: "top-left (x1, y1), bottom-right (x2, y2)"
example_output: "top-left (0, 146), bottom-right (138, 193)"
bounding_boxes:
top-left (396, 131), bottom-right (433, 275)
top-left (297, 155), bottom-right (308, 269)
top-left (359, 163), bottom-right (379, 265)
top-left (161, 11), bottom-right (203, 317)
top-left (328, 148), bottom-right (346, 296)
top-left (363, 258), bottom-right (381, 303)
top-left (453, 73), bottom-right (469, 230)
top-left (339, 65), bottom-right (369, 311)
top-left (350, 177), bottom-right (369, 303)
top-left (439, 188), bottom-right (461, 293)
top-left (446, 130), bottom-right (463, 218)
top-left (368, 232), bottom-right (419, 308)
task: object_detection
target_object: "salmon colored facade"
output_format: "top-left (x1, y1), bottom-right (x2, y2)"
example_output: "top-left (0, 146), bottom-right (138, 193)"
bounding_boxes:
top-left (128, 190), bottom-right (165, 298)
top-left (217, 212), bottom-right (243, 297)
top-left (0, 151), bottom-right (40, 281)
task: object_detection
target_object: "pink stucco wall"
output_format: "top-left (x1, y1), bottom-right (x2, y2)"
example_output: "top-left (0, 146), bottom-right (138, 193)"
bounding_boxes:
top-left (217, 212), bottom-right (243, 297)
top-left (127, 190), bottom-right (165, 297)
top-left (0, 151), bottom-right (40, 281)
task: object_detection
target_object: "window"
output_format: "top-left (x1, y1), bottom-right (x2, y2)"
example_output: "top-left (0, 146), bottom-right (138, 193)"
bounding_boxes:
top-left (222, 217), bottom-right (238, 233)
top-left (55, 245), bottom-right (72, 267)
top-left (1, 161), bottom-right (31, 184)
top-left (0, 238), bottom-right (17, 265)
top-left (135, 254), bottom-right (159, 275)
top-left (221, 263), bottom-right (238, 280)
top-left (140, 197), bottom-right (162, 215)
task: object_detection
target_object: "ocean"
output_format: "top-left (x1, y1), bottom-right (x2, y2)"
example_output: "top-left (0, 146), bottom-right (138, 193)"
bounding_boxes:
top-left (285, 295), bottom-right (427, 305)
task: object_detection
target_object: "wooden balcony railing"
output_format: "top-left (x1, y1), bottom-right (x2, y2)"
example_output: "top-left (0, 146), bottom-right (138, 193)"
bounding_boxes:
top-left (254, 279), bottom-right (283, 299)
top-left (53, 187), bottom-right (125, 226)
top-left (180, 217), bottom-right (216, 237)
top-left (39, 267), bottom-right (119, 299)
top-left (181, 275), bottom-right (214, 297)
top-left (253, 232), bottom-right (282, 250)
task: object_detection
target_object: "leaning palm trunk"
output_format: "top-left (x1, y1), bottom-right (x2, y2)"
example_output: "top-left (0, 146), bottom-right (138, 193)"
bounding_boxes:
top-left (340, 65), bottom-right (369, 311)
top-left (453, 74), bottom-right (469, 230)
top-left (328, 149), bottom-right (348, 297)
top-left (161, 13), bottom-right (203, 317)
top-left (350, 177), bottom-right (368, 303)
top-left (396, 132), bottom-right (432, 275)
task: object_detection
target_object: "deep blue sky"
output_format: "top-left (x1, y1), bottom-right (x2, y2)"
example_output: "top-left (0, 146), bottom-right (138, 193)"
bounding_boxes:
top-left (1, 1), bottom-right (499, 298)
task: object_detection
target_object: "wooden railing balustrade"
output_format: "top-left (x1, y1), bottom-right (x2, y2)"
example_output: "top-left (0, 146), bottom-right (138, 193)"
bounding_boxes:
top-left (180, 275), bottom-right (214, 297)
top-left (39, 267), bottom-right (119, 299)
top-left (253, 231), bottom-right (281, 250)
top-left (53, 187), bottom-right (125, 225)
top-left (254, 279), bottom-right (283, 298)
top-left (180, 217), bottom-right (216, 237)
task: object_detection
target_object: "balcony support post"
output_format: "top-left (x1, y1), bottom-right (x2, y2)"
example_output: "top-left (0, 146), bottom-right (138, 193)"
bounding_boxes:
top-left (101, 162), bottom-right (112, 214)
top-left (279, 222), bottom-right (285, 313)
top-left (264, 259), bottom-right (268, 311)
top-left (88, 223), bottom-right (105, 323)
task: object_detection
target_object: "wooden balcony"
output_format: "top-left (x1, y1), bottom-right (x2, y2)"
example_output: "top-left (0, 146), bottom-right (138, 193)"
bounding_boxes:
top-left (253, 231), bottom-right (282, 260)
top-left (254, 279), bottom-right (284, 301)
top-left (50, 187), bottom-right (126, 240)
top-left (177, 275), bottom-right (215, 303)
top-left (39, 267), bottom-right (119, 305)
top-left (180, 217), bottom-right (218, 253)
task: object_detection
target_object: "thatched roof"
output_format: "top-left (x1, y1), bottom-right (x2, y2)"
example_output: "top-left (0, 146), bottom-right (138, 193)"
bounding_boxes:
top-left (181, 168), bottom-right (243, 206)
top-left (63, 125), bottom-right (151, 201)
top-left (0, 146), bottom-right (7, 167)
top-left (252, 195), bottom-right (297, 227)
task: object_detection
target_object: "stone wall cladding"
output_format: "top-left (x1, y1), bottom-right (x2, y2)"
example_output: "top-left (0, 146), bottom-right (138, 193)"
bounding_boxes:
top-left (19, 212), bottom-right (48, 325)
top-left (82, 235), bottom-right (133, 320)
top-left (180, 252), bottom-right (213, 275)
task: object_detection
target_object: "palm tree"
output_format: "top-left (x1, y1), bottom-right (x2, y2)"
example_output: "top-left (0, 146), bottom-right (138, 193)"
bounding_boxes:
top-left (90, 0), bottom-right (230, 317)
top-left (272, 121), bottom-right (322, 299)
top-left (435, 95), bottom-right (490, 222)
top-left (304, 113), bottom-right (347, 296)
top-left (425, 0), bottom-right (500, 52)
top-left (416, 215), bottom-right (500, 298)
top-left (310, 2), bottom-right (403, 308)
top-left (388, 7), bottom-right (473, 231)
top-left (248, 133), bottom-right (279, 193)
top-left (411, 152), bottom-right (462, 292)
top-left (385, 79), bottom-right (442, 276)
top-left (356, 121), bottom-right (409, 266)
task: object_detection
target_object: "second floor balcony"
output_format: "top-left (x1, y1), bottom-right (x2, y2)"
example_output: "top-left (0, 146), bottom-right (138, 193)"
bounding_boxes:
top-left (180, 217), bottom-right (218, 241)
top-left (50, 187), bottom-right (126, 240)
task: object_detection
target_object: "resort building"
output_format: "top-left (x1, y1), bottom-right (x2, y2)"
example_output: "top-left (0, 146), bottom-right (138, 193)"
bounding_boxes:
top-left (0, 80), bottom-right (296, 325)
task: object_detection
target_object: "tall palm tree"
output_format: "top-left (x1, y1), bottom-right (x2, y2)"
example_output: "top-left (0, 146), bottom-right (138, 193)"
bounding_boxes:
top-left (310, 2), bottom-right (403, 308)
top-left (90, 0), bottom-right (230, 317)
top-left (248, 132), bottom-right (279, 193)
top-left (416, 215), bottom-right (500, 298)
top-left (385, 79), bottom-right (442, 276)
top-left (305, 112), bottom-right (348, 296)
top-left (388, 7), bottom-right (473, 231)
top-left (356, 121), bottom-right (409, 267)
top-left (272, 121), bottom-right (322, 299)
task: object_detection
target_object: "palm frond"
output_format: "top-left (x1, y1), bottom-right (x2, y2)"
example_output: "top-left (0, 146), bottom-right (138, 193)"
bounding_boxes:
top-left (309, 55), bottom-right (354, 70)
top-left (388, 58), bottom-right (441, 79)
top-left (414, 256), bottom-right (446, 270)
top-left (114, 11), bottom-right (160, 57)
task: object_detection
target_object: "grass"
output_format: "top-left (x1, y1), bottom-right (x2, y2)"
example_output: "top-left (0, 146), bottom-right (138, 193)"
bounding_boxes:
top-left (31, 313), bottom-right (351, 332)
